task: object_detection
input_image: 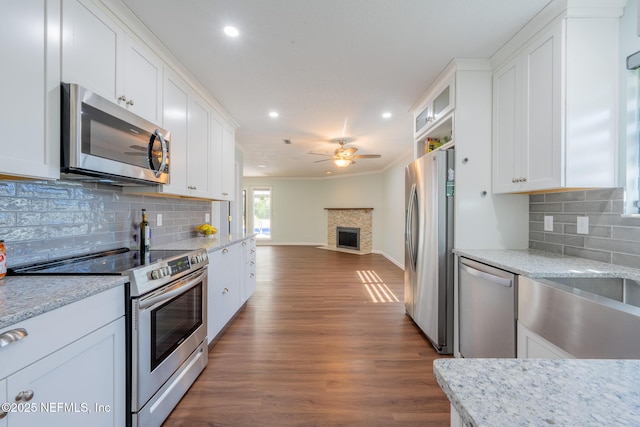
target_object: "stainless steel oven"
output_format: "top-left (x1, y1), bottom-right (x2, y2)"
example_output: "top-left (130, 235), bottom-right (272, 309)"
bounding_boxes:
top-left (8, 247), bottom-right (209, 427)
top-left (130, 266), bottom-right (208, 427)
top-left (126, 249), bottom-right (209, 427)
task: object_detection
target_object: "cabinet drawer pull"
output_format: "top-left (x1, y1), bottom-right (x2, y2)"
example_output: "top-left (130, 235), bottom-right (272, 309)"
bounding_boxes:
top-left (222, 248), bottom-right (229, 254)
top-left (118, 95), bottom-right (127, 102)
top-left (15, 390), bottom-right (34, 402)
top-left (222, 287), bottom-right (229, 294)
top-left (242, 241), bottom-right (247, 246)
top-left (126, 99), bottom-right (134, 106)
top-left (0, 328), bottom-right (28, 349)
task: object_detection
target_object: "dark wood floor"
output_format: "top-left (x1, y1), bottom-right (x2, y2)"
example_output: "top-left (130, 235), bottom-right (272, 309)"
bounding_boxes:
top-left (163, 246), bottom-right (451, 427)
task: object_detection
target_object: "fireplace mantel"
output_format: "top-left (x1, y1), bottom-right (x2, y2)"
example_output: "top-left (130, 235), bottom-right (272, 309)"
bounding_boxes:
top-left (324, 208), bottom-right (373, 211)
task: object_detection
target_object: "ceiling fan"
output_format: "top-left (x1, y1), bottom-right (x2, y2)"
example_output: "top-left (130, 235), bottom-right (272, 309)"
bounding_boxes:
top-left (309, 139), bottom-right (382, 168)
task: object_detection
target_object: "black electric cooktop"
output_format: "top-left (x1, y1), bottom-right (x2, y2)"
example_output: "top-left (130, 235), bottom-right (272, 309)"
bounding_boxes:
top-left (8, 248), bottom-right (192, 275)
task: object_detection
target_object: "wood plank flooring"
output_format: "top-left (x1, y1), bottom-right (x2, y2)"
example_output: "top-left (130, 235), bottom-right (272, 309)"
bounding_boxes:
top-left (163, 246), bottom-right (451, 426)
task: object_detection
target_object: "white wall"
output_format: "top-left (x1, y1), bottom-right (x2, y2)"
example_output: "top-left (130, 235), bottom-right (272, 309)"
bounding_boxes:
top-left (244, 152), bottom-right (412, 268)
top-left (380, 151), bottom-right (413, 267)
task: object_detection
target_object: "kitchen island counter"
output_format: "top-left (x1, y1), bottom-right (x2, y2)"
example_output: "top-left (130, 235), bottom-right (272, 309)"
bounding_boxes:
top-left (434, 358), bottom-right (640, 427)
top-left (454, 248), bottom-right (640, 280)
top-left (0, 275), bottom-right (127, 329)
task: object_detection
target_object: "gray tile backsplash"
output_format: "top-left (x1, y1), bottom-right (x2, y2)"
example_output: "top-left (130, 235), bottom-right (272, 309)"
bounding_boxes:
top-left (0, 180), bottom-right (212, 267)
top-left (529, 188), bottom-right (640, 268)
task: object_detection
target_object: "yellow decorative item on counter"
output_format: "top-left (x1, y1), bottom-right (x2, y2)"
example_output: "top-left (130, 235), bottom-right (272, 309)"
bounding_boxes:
top-left (196, 223), bottom-right (217, 237)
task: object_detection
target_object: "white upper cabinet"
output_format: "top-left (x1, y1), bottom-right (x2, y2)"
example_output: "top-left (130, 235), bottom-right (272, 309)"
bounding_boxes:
top-left (62, 0), bottom-right (162, 123)
top-left (412, 74), bottom-right (455, 158)
top-left (492, 1), bottom-right (624, 193)
top-left (62, 0), bottom-right (118, 102)
top-left (221, 126), bottom-right (236, 201)
top-left (120, 37), bottom-right (163, 123)
top-left (186, 93), bottom-right (213, 199)
top-left (158, 69), bottom-right (189, 195)
top-left (0, 0), bottom-right (60, 180)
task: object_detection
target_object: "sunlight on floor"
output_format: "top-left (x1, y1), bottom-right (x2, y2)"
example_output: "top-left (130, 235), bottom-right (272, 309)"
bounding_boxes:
top-left (357, 270), bottom-right (399, 303)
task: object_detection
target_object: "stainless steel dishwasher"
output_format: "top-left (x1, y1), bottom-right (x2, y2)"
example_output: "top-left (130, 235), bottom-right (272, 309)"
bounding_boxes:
top-left (458, 257), bottom-right (516, 358)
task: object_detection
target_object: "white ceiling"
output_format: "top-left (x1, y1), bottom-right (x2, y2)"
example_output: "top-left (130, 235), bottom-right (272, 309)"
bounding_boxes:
top-left (120, 0), bottom-right (551, 178)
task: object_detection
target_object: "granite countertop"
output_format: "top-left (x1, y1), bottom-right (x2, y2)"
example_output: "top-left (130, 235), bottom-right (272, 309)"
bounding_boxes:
top-left (433, 358), bottom-right (640, 427)
top-left (0, 234), bottom-right (254, 330)
top-left (0, 275), bottom-right (127, 330)
top-left (454, 248), bottom-right (640, 281)
top-left (153, 233), bottom-right (256, 253)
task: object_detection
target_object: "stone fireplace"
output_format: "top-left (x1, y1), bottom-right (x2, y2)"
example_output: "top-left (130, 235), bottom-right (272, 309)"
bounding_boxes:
top-left (325, 208), bottom-right (373, 253)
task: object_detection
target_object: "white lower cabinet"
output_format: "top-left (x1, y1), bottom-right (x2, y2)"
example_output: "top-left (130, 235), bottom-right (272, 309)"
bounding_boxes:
top-left (241, 238), bottom-right (257, 304)
top-left (5, 318), bottom-right (125, 427)
top-left (207, 238), bottom-right (256, 344)
top-left (0, 379), bottom-right (6, 426)
top-left (0, 286), bottom-right (125, 427)
top-left (517, 321), bottom-right (574, 359)
top-left (207, 243), bottom-right (241, 343)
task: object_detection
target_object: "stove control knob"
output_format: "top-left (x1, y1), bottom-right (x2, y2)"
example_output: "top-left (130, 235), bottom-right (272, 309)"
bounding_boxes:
top-left (151, 269), bottom-right (161, 280)
top-left (164, 266), bottom-right (172, 276)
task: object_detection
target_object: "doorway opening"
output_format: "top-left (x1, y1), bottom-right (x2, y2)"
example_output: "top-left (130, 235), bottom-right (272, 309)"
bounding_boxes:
top-left (252, 187), bottom-right (271, 240)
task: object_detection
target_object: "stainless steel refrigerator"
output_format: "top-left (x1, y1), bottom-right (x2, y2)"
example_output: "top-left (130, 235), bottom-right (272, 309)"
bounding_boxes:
top-left (404, 148), bottom-right (454, 354)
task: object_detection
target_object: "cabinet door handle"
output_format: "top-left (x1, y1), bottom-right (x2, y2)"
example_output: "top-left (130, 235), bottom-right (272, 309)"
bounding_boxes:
top-left (242, 241), bottom-right (247, 246)
top-left (118, 95), bottom-right (127, 102)
top-left (222, 248), bottom-right (229, 254)
top-left (222, 287), bottom-right (229, 294)
top-left (15, 390), bottom-right (34, 402)
top-left (0, 328), bottom-right (28, 349)
top-left (126, 99), bottom-right (135, 106)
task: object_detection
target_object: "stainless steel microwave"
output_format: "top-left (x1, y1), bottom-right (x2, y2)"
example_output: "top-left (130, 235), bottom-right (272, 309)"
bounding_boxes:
top-left (61, 83), bottom-right (170, 186)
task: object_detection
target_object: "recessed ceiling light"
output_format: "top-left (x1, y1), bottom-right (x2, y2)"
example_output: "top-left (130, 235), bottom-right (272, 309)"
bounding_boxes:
top-left (269, 111), bottom-right (279, 118)
top-left (382, 112), bottom-right (392, 119)
top-left (224, 26), bottom-right (239, 37)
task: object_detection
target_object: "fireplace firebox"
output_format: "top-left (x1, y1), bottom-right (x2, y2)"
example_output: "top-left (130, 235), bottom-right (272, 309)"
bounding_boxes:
top-left (336, 226), bottom-right (360, 250)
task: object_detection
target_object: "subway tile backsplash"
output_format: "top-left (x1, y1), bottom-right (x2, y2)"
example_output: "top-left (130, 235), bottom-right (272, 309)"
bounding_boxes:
top-left (529, 188), bottom-right (640, 268)
top-left (0, 180), bottom-right (212, 267)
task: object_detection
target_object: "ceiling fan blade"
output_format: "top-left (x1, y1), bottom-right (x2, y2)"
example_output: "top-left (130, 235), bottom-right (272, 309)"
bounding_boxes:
top-left (352, 154), bottom-right (381, 159)
top-left (313, 158), bottom-right (333, 163)
top-left (308, 152), bottom-right (333, 156)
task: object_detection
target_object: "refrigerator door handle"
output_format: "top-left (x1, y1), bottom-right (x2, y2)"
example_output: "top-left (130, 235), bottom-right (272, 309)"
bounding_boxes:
top-left (406, 183), bottom-right (418, 270)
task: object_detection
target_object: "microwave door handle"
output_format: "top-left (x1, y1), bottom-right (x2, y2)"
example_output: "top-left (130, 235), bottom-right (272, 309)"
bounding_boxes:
top-left (147, 130), bottom-right (168, 178)
top-left (138, 269), bottom-right (206, 310)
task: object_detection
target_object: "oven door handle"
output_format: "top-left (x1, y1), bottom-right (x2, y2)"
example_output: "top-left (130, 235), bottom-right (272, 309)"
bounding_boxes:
top-left (138, 269), bottom-right (207, 310)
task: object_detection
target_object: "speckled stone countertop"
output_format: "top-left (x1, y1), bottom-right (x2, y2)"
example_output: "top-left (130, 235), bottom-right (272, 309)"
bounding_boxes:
top-left (433, 358), bottom-right (640, 427)
top-left (0, 275), bottom-right (127, 330)
top-left (454, 248), bottom-right (640, 281)
top-left (153, 233), bottom-right (256, 253)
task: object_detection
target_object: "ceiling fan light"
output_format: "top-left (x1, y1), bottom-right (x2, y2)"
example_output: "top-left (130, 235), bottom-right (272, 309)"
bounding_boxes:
top-left (334, 158), bottom-right (352, 168)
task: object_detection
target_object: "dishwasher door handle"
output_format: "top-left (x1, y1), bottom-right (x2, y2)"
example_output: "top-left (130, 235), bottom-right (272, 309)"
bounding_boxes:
top-left (460, 263), bottom-right (512, 287)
